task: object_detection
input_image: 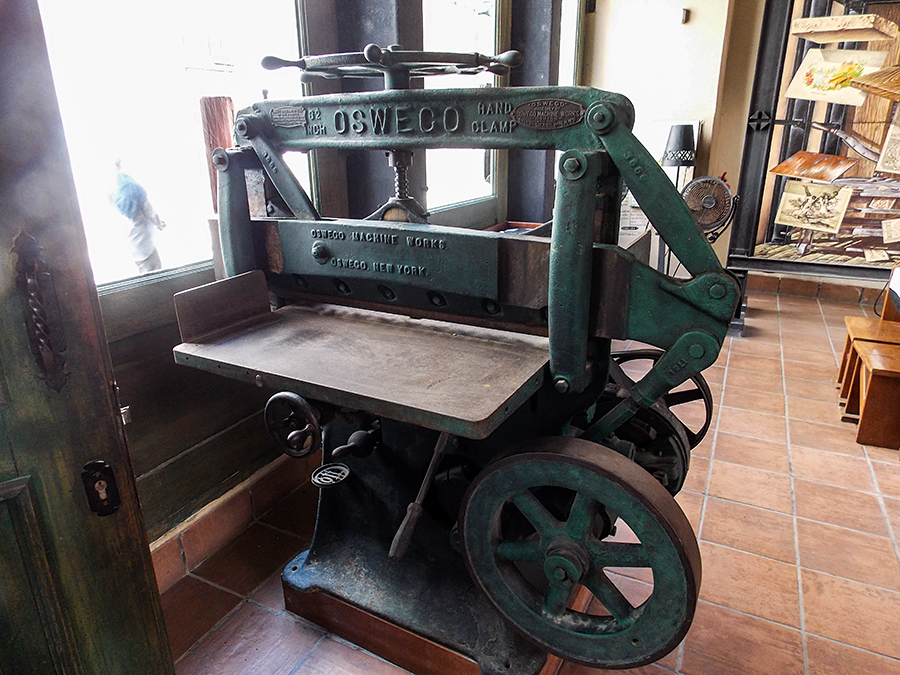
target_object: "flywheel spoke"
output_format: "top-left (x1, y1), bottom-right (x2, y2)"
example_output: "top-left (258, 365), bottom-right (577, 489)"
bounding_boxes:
top-left (565, 492), bottom-right (597, 540)
top-left (583, 569), bottom-right (634, 621)
top-left (663, 388), bottom-right (704, 406)
top-left (511, 489), bottom-right (559, 535)
top-left (496, 540), bottom-right (545, 563)
top-left (541, 578), bottom-right (573, 616)
top-left (588, 541), bottom-right (652, 568)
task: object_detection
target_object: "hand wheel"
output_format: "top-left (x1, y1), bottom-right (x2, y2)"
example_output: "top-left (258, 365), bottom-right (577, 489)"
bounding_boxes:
top-left (264, 392), bottom-right (322, 458)
top-left (261, 43), bottom-right (523, 88)
top-left (611, 349), bottom-right (714, 449)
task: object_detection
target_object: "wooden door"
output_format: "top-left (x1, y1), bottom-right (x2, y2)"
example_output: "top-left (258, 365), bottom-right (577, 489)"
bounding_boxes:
top-left (0, 0), bottom-right (174, 672)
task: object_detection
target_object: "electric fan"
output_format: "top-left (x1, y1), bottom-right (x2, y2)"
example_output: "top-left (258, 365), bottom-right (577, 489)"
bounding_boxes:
top-left (681, 175), bottom-right (738, 243)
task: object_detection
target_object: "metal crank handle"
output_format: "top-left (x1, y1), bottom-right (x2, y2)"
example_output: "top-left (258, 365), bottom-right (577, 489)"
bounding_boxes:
top-left (261, 55), bottom-right (305, 70)
top-left (389, 431), bottom-right (451, 562)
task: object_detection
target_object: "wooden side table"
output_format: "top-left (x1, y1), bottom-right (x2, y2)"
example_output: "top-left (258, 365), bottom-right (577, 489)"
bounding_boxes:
top-left (837, 317), bottom-right (900, 400)
top-left (845, 340), bottom-right (900, 448)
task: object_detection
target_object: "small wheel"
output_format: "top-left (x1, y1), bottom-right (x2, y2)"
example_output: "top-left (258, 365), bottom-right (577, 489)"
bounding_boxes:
top-left (459, 437), bottom-right (700, 669)
top-left (264, 392), bottom-right (322, 458)
top-left (612, 349), bottom-right (714, 449)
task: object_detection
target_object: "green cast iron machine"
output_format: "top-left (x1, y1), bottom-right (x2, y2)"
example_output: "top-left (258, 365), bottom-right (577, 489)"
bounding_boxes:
top-left (172, 45), bottom-right (739, 674)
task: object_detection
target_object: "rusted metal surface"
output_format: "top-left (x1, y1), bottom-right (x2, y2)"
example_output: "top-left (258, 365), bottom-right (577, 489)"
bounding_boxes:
top-left (174, 289), bottom-right (548, 439)
top-left (459, 437), bottom-right (701, 669)
top-left (284, 418), bottom-right (550, 675)
top-left (173, 270), bottom-right (272, 343)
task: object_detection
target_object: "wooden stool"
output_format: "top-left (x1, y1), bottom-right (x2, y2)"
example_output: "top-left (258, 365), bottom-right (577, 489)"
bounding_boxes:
top-left (837, 318), bottom-right (900, 399)
top-left (844, 341), bottom-right (900, 448)
top-left (837, 266), bottom-right (900, 398)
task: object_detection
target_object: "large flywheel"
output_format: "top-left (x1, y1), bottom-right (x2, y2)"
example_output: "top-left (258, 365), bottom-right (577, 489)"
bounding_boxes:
top-left (459, 436), bottom-right (700, 669)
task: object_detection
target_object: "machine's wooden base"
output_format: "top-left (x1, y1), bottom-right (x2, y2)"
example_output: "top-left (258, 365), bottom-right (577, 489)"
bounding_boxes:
top-left (285, 586), bottom-right (483, 675)
top-left (283, 574), bottom-right (593, 675)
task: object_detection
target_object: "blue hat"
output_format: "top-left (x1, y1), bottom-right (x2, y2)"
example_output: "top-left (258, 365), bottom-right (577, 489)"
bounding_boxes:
top-left (114, 173), bottom-right (147, 219)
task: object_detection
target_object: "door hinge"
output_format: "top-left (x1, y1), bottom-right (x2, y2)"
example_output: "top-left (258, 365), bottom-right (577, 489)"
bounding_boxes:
top-left (11, 230), bottom-right (69, 392)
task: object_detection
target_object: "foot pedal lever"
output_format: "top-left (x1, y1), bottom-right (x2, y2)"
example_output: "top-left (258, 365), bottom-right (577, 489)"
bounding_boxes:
top-left (389, 431), bottom-right (452, 562)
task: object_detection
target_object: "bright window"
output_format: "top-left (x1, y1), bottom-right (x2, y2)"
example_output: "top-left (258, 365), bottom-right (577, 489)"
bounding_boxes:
top-left (422, 0), bottom-right (498, 212)
top-left (37, 0), bottom-right (308, 284)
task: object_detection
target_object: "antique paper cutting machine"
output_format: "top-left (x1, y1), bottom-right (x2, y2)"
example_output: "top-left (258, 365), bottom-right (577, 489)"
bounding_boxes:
top-left (173, 45), bottom-right (739, 674)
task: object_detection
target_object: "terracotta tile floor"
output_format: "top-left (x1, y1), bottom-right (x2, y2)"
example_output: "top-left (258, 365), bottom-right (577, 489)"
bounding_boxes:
top-left (162, 290), bottom-right (900, 675)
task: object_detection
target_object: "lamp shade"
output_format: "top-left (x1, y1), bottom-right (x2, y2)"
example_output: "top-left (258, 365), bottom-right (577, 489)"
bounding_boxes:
top-left (662, 124), bottom-right (696, 167)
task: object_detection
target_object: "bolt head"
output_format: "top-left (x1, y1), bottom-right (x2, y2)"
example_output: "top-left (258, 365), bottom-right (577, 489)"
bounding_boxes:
top-left (709, 283), bottom-right (726, 299)
top-left (234, 117), bottom-right (251, 139)
top-left (312, 242), bottom-right (329, 264)
top-left (554, 378), bottom-right (570, 394)
top-left (563, 157), bottom-right (581, 173)
top-left (586, 103), bottom-right (615, 134)
top-left (211, 149), bottom-right (229, 171)
top-left (553, 568), bottom-right (567, 581)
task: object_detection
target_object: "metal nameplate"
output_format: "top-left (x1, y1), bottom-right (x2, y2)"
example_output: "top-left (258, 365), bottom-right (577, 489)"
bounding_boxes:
top-left (278, 220), bottom-right (499, 298)
top-left (511, 99), bottom-right (585, 130)
top-left (312, 463), bottom-right (350, 487)
top-left (271, 106), bottom-right (308, 128)
top-left (256, 100), bottom-right (522, 140)
top-left (236, 87), bottom-right (636, 152)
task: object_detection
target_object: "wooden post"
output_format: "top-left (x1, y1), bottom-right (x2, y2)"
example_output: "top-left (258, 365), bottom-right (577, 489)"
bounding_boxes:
top-left (200, 96), bottom-right (235, 214)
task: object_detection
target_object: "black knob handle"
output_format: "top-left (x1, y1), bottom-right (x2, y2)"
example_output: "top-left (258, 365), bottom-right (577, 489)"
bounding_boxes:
top-left (332, 429), bottom-right (377, 459)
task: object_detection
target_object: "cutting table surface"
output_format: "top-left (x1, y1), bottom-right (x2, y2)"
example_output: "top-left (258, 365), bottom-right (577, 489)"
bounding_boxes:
top-left (173, 273), bottom-right (549, 439)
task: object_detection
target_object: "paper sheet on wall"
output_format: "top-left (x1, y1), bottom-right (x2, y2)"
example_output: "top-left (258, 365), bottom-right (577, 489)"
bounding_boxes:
top-left (774, 181), bottom-right (852, 233)
top-left (883, 218), bottom-right (900, 243)
top-left (864, 248), bottom-right (891, 262)
top-left (785, 48), bottom-right (888, 106)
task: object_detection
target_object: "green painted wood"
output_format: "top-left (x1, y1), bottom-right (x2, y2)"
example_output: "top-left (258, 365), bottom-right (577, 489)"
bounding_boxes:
top-left (0, 481), bottom-right (66, 674)
top-left (109, 323), bottom-right (269, 476)
top-left (0, 412), bottom-right (16, 483)
top-left (0, 0), bottom-right (174, 671)
top-left (137, 411), bottom-right (277, 540)
top-left (98, 264), bottom-right (215, 343)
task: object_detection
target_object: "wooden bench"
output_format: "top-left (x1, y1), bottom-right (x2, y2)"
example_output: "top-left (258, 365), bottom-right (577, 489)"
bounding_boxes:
top-left (838, 266), bottom-right (900, 448)
top-left (837, 318), bottom-right (900, 399)
top-left (843, 340), bottom-right (900, 448)
top-left (837, 265), bottom-right (900, 398)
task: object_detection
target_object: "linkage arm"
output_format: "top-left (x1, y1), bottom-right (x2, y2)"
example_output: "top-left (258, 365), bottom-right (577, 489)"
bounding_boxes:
top-left (578, 104), bottom-right (739, 442)
top-left (586, 103), bottom-right (722, 277)
top-left (582, 248), bottom-right (738, 443)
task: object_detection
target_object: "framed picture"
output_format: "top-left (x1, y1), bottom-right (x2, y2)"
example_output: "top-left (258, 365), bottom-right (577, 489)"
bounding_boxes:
top-left (774, 181), bottom-right (853, 234)
top-left (877, 106), bottom-right (900, 175)
top-left (785, 48), bottom-right (888, 106)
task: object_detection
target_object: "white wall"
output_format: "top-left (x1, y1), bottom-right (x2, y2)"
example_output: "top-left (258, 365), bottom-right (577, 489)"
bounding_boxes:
top-left (583, 0), bottom-right (769, 264)
top-left (583, 0), bottom-right (730, 171)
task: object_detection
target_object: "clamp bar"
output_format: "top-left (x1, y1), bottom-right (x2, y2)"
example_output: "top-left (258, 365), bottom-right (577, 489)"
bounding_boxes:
top-left (548, 150), bottom-right (602, 394)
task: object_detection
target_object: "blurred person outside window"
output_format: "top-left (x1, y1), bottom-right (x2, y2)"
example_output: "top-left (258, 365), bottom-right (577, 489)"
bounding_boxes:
top-left (112, 160), bottom-right (166, 274)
